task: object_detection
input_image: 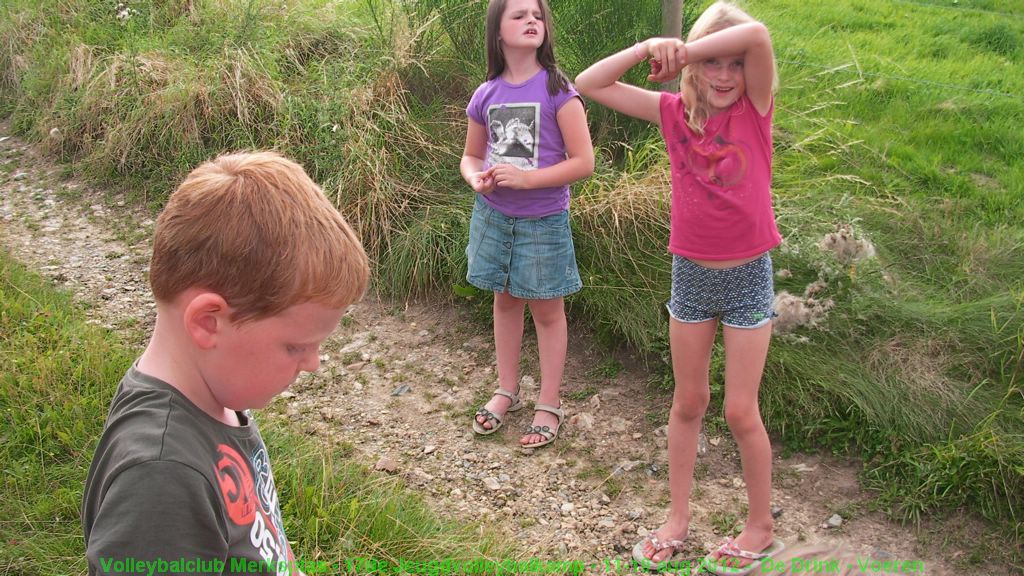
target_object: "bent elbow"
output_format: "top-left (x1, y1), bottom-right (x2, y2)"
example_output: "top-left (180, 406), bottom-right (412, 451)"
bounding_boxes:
top-left (751, 22), bottom-right (772, 48)
top-left (580, 153), bottom-right (595, 179)
top-left (574, 74), bottom-right (593, 96)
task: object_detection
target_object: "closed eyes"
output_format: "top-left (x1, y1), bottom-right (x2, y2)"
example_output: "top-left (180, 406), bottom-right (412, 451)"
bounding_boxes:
top-left (510, 11), bottom-right (543, 20)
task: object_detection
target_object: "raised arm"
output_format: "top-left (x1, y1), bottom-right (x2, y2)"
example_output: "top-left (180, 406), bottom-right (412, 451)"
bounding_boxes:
top-left (681, 22), bottom-right (774, 115)
top-left (574, 43), bottom-right (664, 125)
top-left (579, 21), bottom-right (774, 120)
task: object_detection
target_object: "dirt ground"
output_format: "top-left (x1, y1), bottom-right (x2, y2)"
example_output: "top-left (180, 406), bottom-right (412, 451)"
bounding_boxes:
top-left (0, 122), bottom-right (1012, 575)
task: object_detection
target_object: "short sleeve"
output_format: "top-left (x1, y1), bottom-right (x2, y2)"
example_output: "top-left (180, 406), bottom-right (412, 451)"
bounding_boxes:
top-left (552, 82), bottom-right (581, 112)
top-left (86, 461), bottom-right (227, 575)
top-left (466, 83), bottom-right (486, 125)
top-left (659, 92), bottom-right (684, 136)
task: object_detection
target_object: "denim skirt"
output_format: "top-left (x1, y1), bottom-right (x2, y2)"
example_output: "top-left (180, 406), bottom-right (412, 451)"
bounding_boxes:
top-left (466, 195), bottom-right (582, 300)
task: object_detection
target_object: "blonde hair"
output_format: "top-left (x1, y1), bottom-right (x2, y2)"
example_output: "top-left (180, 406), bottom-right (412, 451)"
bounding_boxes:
top-left (681, 1), bottom-right (779, 135)
top-left (150, 151), bottom-right (370, 323)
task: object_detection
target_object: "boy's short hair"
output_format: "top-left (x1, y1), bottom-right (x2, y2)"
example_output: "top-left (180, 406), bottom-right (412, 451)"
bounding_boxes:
top-left (150, 151), bottom-right (369, 322)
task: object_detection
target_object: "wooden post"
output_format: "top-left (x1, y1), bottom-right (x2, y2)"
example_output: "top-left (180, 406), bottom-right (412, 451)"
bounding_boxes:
top-left (660, 0), bottom-right (683, 92)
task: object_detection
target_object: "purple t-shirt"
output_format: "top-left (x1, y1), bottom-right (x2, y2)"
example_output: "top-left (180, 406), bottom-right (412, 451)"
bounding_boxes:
top-left (467, 68), bottom-right (579, 218)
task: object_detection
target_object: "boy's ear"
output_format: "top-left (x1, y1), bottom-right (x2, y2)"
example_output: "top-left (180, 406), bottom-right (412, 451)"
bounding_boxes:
top-left (183, 292), bottom-right (232, 349)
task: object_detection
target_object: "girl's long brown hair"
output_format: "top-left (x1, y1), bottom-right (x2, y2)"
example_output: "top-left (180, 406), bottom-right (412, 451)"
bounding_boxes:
top-left (485, 0), bottom-right (570, 96)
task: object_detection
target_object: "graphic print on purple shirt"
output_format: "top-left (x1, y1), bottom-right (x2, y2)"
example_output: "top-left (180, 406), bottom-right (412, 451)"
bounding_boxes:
top-left (466, 69), bottom-right (578, 217)
top-left (487, 103), bottom-right (540, 170)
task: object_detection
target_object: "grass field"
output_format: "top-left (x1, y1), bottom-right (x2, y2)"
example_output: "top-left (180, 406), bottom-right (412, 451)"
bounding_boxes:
top-left (1, 0), bottom-right (1021, 566)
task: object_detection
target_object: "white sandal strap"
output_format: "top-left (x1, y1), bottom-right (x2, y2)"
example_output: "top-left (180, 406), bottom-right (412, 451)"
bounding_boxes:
top-left (492, 388), bottom-right (519, 402)
top-left (533, 403), bottom-right (564, 423)
top-left (524, 425), bottom-right (554, 440)
top-left (475, 407), bottom-right (503, 424)
top-left (648, 533), bottom-right (686, 552)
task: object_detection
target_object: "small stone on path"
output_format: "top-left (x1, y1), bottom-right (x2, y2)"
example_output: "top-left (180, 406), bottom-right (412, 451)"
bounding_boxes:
top-left (374, 457), bottom-right (398, 474)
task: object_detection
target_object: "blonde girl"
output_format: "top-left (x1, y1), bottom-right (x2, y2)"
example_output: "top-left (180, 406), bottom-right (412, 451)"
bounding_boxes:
top-left (577, 2), bottom-right (784, 573)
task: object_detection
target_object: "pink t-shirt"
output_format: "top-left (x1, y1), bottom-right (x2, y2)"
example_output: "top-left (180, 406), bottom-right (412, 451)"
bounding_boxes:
top-left (659, 92), bottom-right (781, 260)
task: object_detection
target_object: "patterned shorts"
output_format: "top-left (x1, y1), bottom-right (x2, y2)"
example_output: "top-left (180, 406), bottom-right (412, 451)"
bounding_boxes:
top-left (666, 253), bottom-right (775, 329)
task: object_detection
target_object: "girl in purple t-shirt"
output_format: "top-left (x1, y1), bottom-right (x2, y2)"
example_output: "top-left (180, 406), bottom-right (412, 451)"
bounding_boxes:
top-left (460, 0), bottom-right (593, 449)
top-left (577, 2), bottom-right (785, 574)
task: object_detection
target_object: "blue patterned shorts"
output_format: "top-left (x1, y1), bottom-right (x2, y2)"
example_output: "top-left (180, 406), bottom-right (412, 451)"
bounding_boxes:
top-left (666, 253), bottom-right (775, 328)
top-left (466, 195), bottom-right (582, 300)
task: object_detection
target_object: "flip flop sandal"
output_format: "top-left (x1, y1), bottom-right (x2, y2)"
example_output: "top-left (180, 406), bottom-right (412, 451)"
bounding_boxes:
top-left (521, 403), bottom-right (564, 449)
top-left (701, 537), bottom-right (786, 576)
top-left (472, 387), bottom-right (522, 435)
top-left (631, 532), bottom-right (688, 572)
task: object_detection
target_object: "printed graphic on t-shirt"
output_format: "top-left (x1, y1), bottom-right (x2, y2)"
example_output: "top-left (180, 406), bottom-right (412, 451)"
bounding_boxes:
top-left (215, 444), bottom-right (294, 575)
top-left (688, 134), bottom-right (748, 190)
top-left (671, 133), bottom-right (749, 198)
top-left (486, 103), bottom-right (540, 170)
top-left (214, 444), bottom-right (257, 525)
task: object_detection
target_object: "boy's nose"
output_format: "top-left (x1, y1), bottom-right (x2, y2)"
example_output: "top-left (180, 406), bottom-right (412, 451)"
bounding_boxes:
top-left (300, 349), bottom-right (321, 373)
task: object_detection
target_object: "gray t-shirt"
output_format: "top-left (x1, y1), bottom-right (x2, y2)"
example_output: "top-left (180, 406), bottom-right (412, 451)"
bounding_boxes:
top-left (82, 365), bottom-right (296, 575)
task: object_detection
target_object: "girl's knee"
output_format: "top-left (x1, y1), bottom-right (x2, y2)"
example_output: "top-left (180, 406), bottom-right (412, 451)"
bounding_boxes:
top-left (724, 403), bottom-right (763, 435)
top-left (671, 392), bottom-right (709, 422)
top-left (528, 298), bottom-right (565, 326)
top-left (494, 292), bottom-right (524, 312)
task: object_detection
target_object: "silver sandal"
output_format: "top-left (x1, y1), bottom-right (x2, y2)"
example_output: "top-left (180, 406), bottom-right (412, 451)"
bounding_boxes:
top-left (521, 403), bottom-right (564, 448)
top-left (472, 387), bottom-right (522, 435)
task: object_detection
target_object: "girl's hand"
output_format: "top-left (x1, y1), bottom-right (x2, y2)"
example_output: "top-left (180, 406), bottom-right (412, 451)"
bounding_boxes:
top-left (470, 167), bottom-right (496, 194)
top-left (645, 38), bottom-right (688, 82)
top-left (491, 164), bottom-right (531, 189)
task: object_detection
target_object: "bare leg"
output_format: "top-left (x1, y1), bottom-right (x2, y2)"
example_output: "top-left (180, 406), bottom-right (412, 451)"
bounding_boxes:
top-left (520, 297), bottom-right (567, 445)
top-left (643, 318), bottom-right (718, 563)
top-left (476, 291), bottom-right (526, 429)
top-left (710, 322), bottom-right (774, 569)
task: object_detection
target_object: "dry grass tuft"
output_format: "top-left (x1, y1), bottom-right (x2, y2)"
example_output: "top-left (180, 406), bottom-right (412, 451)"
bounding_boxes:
top-left (68, 44), bottom-right (95, 91)
top-left (218, 46), bottom-right (283, 133)
top-left (865, 337), bottom-right (976, 419)
top-left (334, 67), bottom-right (452, 261)
top-left (0, 9), bottom-right (42, 94)
top-left (66, 52), bottom-right (212, 172)
top-left (574, 170), bottom-right (670, 246)
top-left (820, 222), bottom-right (876, 263)
top-left (283, 29), bottom-right (359, 72)
top-left (773, 280), bottom-right (835, 334)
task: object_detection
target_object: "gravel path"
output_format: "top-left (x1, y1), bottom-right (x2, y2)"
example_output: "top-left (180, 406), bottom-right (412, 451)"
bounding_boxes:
top-left (0, 123), bottom-right (990, 575)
